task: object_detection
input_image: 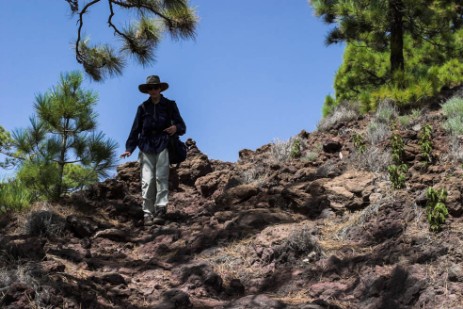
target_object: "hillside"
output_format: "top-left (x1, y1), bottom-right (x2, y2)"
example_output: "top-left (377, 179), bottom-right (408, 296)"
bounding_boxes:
top-left (2, 94), bottom-right (463, 308)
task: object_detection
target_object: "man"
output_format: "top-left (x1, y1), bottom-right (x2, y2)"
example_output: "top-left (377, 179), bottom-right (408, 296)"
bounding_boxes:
top-left (120, 75), bottom-right (186, 225)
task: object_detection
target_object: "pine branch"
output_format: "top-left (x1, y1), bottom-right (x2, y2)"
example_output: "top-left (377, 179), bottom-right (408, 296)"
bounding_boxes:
top-left (75, 0), bottom-right (102, 65)
top-left (65, 0), bottom-right (79, 12)
top-left (71, 0), bottom-right (196, 80)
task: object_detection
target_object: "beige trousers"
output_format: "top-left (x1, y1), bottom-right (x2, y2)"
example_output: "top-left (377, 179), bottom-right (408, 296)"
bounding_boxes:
top-left (139, 149), bottom-right (169, 215)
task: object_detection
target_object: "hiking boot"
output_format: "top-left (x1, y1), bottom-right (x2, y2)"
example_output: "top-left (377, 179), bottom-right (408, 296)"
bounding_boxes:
top-left (154, 206), bottom-right (167, 218)
top-left (144, 213), bottom-right (155, 226)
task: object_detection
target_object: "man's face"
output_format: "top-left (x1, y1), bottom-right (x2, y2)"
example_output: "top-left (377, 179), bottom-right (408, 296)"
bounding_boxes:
top-left (147, 85), bottom-right (161, 100)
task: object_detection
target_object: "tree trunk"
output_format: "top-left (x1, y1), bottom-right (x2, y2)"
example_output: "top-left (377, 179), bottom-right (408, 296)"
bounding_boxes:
top-left (389, 0), bottom-right (405, 75)
top-left (55, 118), bottom-right (70, 199)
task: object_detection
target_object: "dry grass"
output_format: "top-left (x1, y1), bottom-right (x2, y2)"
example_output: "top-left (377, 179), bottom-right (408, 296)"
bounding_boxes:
top-left (274, 290), bottom-right (314, 306)
top-left (195, 237), bottom-right (258, 283)
top-left (276, 291), bottom-right (353, 309)
top-left (317, 104), bottom-right (359, 132)
top-left (0, 262), bottom-right (52, 308)
top-left (366, 121), bottom-right (391, 145)
top-left (240, 166), bottom-right (268, 186)
top-left (317, 192), bottom-right (397, 257)
top-left (285, 225), bottom-right (322, 257)
top-left (269, 138), bottom-right (293, 163)
top-left (24, 210), bottom-right (67, 238)
top-left (348, 146), bottom-right (391, 173)
top-left (444, 136), bottom-right (463, 163)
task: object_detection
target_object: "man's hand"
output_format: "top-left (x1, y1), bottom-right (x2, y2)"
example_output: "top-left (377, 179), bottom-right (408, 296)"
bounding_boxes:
top-left (120, 151), bottom-right (131, 159)
top-left (164, 125), bottom-right (177, 136)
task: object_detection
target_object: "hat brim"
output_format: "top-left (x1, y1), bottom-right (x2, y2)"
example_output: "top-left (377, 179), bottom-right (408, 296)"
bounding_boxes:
top-left (138, 82), bottom-right (169, 93)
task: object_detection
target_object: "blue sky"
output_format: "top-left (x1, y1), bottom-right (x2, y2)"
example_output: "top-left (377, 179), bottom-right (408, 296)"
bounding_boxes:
top-left (0, 1), bottom-right (344, 177)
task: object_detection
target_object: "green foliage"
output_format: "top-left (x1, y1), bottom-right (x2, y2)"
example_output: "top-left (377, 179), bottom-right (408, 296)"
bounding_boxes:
top-left (390, 133), bottom-right (405, 165)
top-left (68, 0), bottom-right (197, 81)
top-left (0, 125), bottom-right (17, 169)
top-left (387, 164), bottom-right (408, 189)
top-left (442, 96), bottom-right (463, 117)
top-left (10, 72), bottom-right (118, 200)
top-left (352, 133), bottom-right (366, 154)
top-left (442, 96), bottom-right (463, 136)
top-left (436, 58), bottom-right (463, 89)
top-left (0, 179), bottom-right (34, 213)
top-left (418, 124), bottom-right (433, 163)
top-left (388, 133), bottom-right (407, 189)
top-left (310, 0), bottom-right (463, 74)
top-left (63, 163), bottom-right (98, 191)
top-left (397, 109), bottom-right (421, 129)
top-left (319, 25), bottom-right (463, 113)
top-left (16, 161), bottom-right (59, 200)
top-left (290, 139), bottom-right (302, 159)
top-left (322, 95), bottom-right (337, 117)
top-left (425, 187), bottom-right (449, 232)
top-left (0, 125), bottom-right (12, 152)
top-left (332, 39), bottom-right (458, 112)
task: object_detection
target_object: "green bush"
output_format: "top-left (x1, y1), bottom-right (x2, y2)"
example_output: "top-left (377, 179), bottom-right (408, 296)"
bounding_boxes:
top-left (352, 133), bottom-right (366, 153)
top-left (0, 179), bottom-right (34, 213)
top-left (16, 161), bottom-right (60, 200)
top-left (442, 96), bottom-right (463, 116)
top-left (388, 164), bottom-right (408, 189)
top-left (442, 97), bottom-right (463, 136)
top-left (327, 33), bottom-right (463, 114)
top-left (390, 133), bottom-right (405, 164)
top-left (322, 95), bottom-right (337, 117)
top-left (418, 124), bottom-right (433, 163)
top-left (290, 139), bottom-right (302, 158)
top-left (397, 109), bottom-right (421, 129)
top-left (425, 187), bottom-right (448, 232)
top-left (388, 133), bottom-right (408, 189)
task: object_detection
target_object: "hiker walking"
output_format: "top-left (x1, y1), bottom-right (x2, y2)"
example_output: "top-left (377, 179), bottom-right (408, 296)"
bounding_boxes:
top-left (120, 75), bottom-right (186, 225)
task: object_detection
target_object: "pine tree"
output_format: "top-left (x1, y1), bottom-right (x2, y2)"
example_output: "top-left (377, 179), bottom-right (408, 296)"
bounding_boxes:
top-left (309, 0), bottom-right (463, 76)
top-left (65, 0), bottom-right (198, 81)
top-left (330, 30), bottom-right (463, 112)
top-left (0, 125), bottom-right (12, 156)
top-left (11, 71), bottom-right (117, 199)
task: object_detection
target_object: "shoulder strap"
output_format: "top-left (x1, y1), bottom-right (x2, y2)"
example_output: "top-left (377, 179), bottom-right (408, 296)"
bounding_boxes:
top-left (166, 100), bottom-right (175, 125)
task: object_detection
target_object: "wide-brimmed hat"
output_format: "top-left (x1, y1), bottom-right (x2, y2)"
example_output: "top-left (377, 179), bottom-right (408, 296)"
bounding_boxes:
top-left (138, 75), bottom-right (169, 93)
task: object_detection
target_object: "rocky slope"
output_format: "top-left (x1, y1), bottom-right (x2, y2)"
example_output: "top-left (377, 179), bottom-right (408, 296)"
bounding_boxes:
top-left (2, 98), bottom-right (463, 308)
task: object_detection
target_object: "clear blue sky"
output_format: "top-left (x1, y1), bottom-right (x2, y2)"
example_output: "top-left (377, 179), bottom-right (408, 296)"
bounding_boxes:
top-left (0, 1), bottom-right (344, 177)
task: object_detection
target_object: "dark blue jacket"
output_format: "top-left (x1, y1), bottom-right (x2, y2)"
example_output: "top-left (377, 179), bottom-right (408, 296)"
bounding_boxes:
top-left (125, 95), bottom-right (186, 154)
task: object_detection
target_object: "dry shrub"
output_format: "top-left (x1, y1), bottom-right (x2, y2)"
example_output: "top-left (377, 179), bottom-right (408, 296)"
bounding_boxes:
top-left (285, 225), bottom-right (323, 260)
top-left (375, 100), bottom-right (399, 124)
top-left (366, 121), bottom-right (391, 145)
top-left (240, 166), bottom-right (268, 186)
top-left (348, 146), bottom-right (391, 173)
top-left (25, 210), bottom-right (67, 238)
top-left (196, 238), bottom-right (258, 283)
top-left (317, 104), bottom-right (359, 132)
top-left (445, 136), bottom-right (463, 163)
top-left (270, 138), bottom-right (301, 163)
top-left (0, 263), bottom-right (52, 307)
